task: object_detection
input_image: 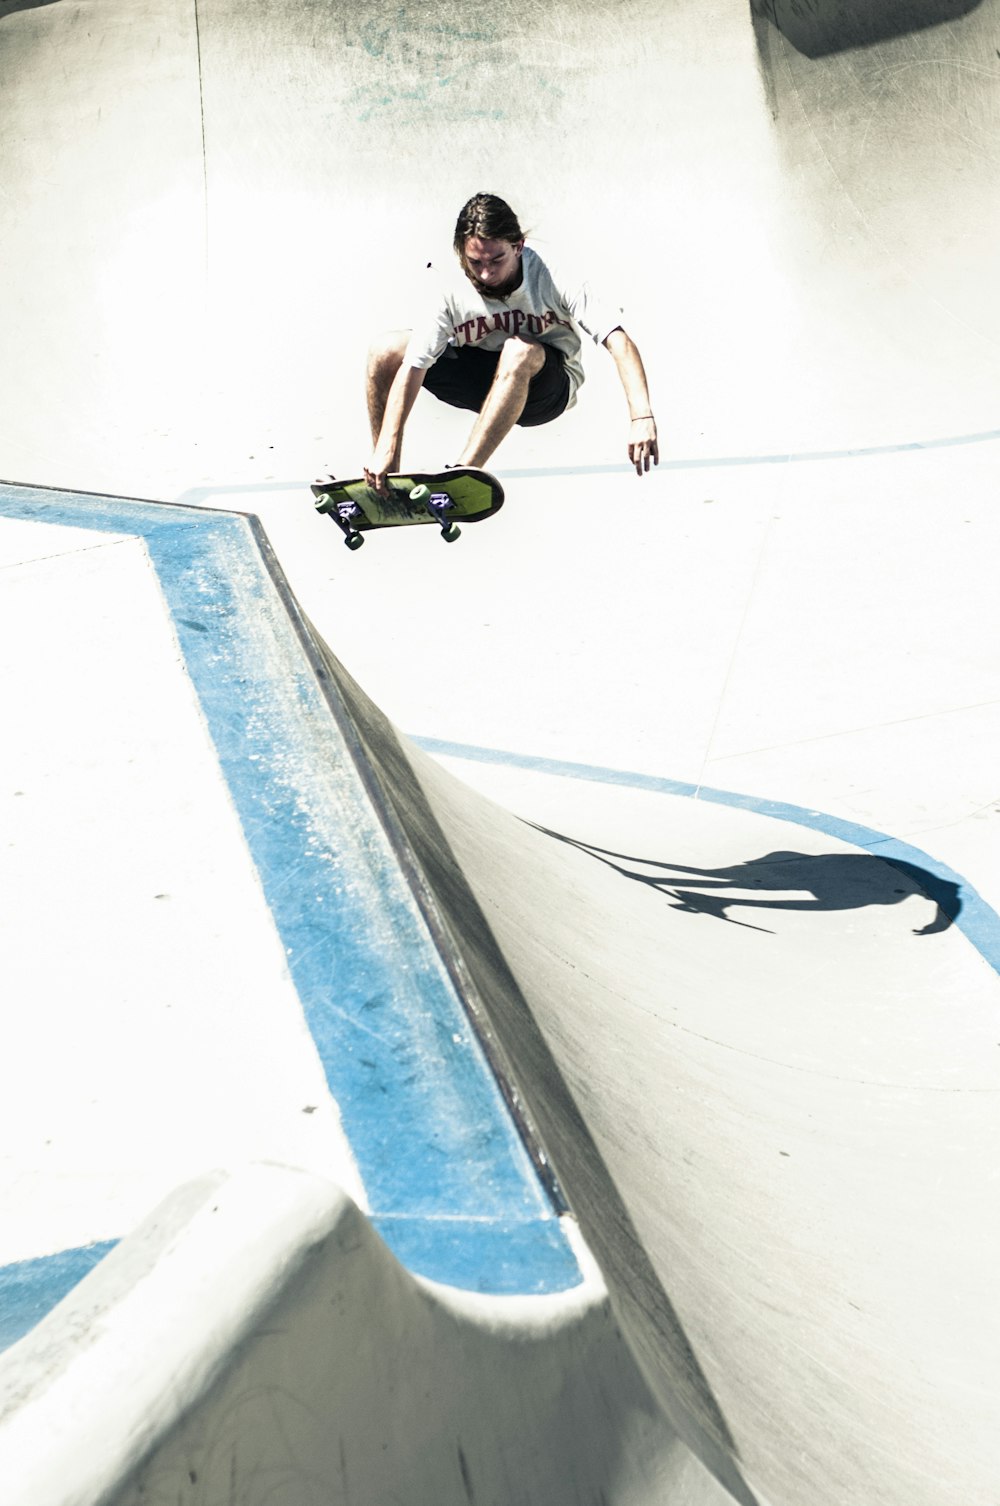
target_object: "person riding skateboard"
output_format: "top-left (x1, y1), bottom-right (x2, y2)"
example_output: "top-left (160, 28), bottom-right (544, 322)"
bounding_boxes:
top-left (364, 192), bottom-right (659, 494)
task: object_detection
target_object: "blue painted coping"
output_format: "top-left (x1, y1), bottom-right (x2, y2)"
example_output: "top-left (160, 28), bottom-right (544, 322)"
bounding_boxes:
top-left (0, 1243), bottom-right (117, 1354)
top-left (0, 482), bottom-right (581, 1346)
top-left (412, 739), bottom-right (1000, 979)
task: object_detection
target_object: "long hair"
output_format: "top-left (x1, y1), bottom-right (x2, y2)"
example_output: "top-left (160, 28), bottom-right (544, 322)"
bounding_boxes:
top-left (452, 193), bottom-right (525, 262)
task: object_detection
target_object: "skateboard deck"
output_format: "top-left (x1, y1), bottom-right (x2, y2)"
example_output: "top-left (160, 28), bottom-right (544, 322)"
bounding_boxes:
top-left (312, 466), bottom-right (504, 550)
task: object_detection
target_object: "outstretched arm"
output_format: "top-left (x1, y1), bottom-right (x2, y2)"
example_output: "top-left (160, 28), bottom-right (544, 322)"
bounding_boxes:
top-left (365, 364), bottom-right (426, 494)
top-left (603, 327), bottom-right (659, 476)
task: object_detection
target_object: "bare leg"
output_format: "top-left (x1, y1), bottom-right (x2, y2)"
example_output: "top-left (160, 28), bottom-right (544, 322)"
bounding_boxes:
top-left (365, 330), bottom-right (410, 447)
top-left (456, 337), bottom-right (546, 467)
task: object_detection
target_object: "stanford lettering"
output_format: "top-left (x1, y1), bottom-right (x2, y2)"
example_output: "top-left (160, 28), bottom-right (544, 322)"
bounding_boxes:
top-left (452, 306), bottom-right (572, 347)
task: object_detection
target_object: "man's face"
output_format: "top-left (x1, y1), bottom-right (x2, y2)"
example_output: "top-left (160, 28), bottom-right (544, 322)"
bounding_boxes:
top-left (462, 235), bottom-right (524, 298)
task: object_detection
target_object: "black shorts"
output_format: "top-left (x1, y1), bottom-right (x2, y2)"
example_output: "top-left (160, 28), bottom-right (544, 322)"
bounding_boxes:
top-left (421, 342), bottom-right (571, 428)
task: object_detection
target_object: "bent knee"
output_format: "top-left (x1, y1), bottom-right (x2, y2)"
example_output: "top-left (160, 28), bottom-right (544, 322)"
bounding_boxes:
top-left (498, 336), bottom-right (546, 374)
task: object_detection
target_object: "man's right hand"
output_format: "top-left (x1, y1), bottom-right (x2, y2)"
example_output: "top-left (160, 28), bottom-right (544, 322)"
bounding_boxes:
top-left (364, 451), bottom-right (394, 497)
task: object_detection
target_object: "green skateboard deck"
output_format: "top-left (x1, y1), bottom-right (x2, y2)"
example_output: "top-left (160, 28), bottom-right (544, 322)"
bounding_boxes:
top-left (312, 467), bottom-right (504, 550)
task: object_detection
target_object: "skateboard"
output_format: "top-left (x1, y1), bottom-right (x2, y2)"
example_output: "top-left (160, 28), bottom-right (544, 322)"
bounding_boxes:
top-left (311, 466), bottom-right (504, 550)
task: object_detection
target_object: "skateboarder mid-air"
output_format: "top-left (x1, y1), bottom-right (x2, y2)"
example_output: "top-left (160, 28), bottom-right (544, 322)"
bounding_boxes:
top-left (364, 193), bottom-right (659, 495)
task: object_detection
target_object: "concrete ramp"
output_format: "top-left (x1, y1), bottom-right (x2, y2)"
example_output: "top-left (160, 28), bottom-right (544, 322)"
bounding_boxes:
top-left (2, 484), bottom-right (999, 1504)
top-left (0, 1166), bottom-right (723, 1506)
top-left (3, 483), bottom-right (1000, 1504)
top-left (0, 485), bottom-right (746, 1506)
top-left (315, 636), bottom-right (1000, 1506)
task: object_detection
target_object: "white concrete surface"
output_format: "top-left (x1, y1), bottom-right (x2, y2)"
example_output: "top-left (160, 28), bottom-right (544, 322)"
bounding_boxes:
top-left (1, 1), bottom-right (999, 1504)
top-left (1, 1166), bottom-right (721, 1506)
top-left (0, 519), bottom-right (364, 1267)
top-left (402, 735), bottom-right (1000, 1506)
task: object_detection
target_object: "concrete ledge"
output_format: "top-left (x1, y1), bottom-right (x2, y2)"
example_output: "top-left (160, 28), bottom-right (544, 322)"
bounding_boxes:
top-left (0, 1164), bottom-right (728, 1506)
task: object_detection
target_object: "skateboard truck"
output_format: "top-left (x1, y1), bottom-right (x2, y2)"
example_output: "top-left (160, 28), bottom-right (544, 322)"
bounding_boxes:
top-left (410, 483), bottom-right (461, 542)
top-left (312, 483), bottom-right (365, 549)
top-left (335, 499), bottom-right (365, 551)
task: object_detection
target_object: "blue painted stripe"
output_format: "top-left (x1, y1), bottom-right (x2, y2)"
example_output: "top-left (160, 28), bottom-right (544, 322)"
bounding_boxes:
top-left (0, 486), bottom-right (580, 1327)
top-left (412, 737), bottom-right (1000, 978)
top-left (0, 1243), bottom-right (118, 1353)
top-left (498, 424), bottom-right (1000, 478)
top-left (168, 422), bottom-right (1000, 507)
top-left (371, 1215), bottom-right (576, 1296)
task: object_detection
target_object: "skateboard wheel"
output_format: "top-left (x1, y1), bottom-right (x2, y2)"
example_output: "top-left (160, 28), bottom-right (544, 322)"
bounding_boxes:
top-left (314, 492), bottom-right (334, 514)
top-left (441, 522), bottom-right (461, 543)
top-left (345, 532), bottom-right (364, 551)
top-left (409, 483), bottom-right (430, 505)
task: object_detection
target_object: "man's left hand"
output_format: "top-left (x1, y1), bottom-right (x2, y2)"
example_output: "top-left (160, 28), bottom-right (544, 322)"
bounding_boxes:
top-left (629, 415), bottom-right (659, 476)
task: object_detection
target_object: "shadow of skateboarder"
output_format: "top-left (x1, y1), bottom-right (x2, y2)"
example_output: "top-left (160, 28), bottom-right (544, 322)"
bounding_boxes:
top-left (530, 828), bottom-right (961, 937)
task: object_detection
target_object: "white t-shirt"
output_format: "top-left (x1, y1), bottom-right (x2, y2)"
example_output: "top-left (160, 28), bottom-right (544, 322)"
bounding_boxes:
top-left (404, 245), bottom-right (623, 408)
